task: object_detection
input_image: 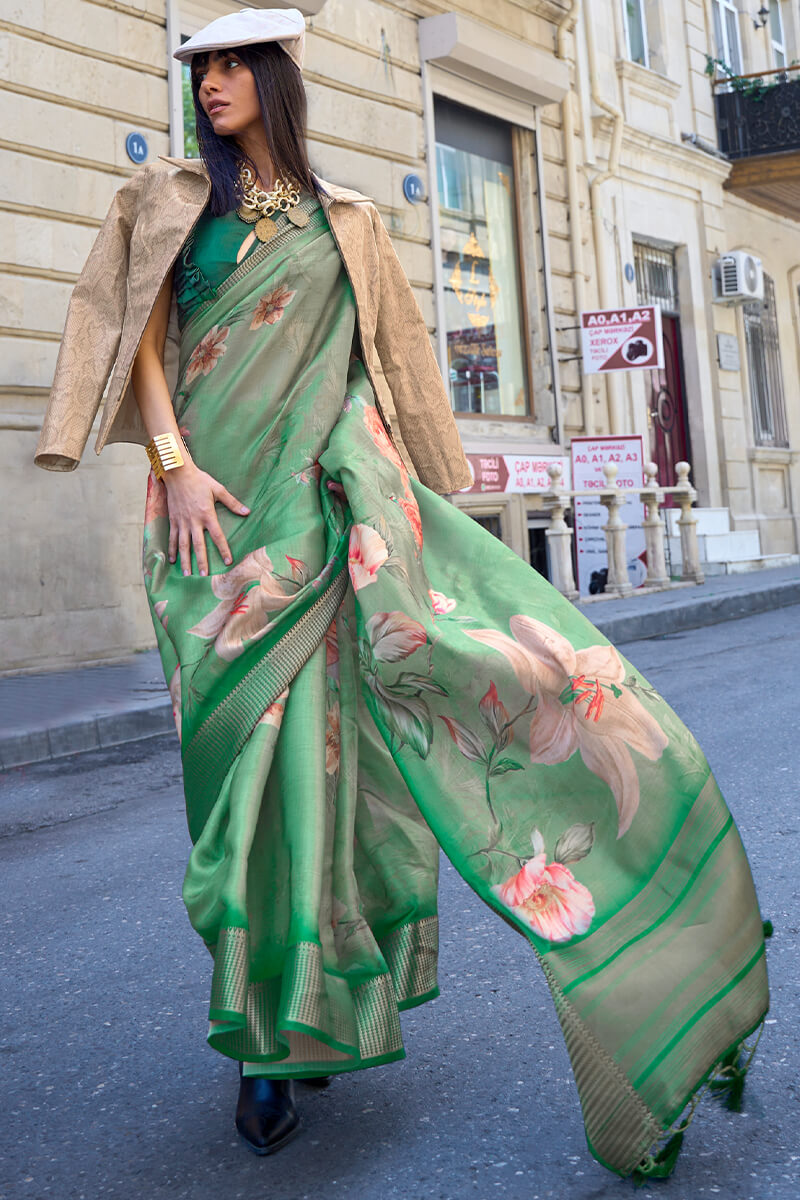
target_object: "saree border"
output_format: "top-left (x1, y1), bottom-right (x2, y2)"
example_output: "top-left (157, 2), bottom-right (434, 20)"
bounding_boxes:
top-left (205, 918), bottom-right (440, 1075)
top-left (182, 557), bottom-right (349, 803)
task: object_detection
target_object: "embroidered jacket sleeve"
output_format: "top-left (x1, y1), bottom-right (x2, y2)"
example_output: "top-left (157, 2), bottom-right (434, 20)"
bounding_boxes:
top-left (35, 170), bottom-right (145, 471)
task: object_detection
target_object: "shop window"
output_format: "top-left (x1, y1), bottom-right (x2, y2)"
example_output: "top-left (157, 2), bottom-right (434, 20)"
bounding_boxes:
top-left (434, 96), bottom-right (530, 418)
top-left (472, 514), bottom-right (503, 539)
top-left (744, 275), bottom-right (789, 447)
top-left (712, 0), bottom-right (743, 75)
top-left (623, 0), bottom-right (649, 68)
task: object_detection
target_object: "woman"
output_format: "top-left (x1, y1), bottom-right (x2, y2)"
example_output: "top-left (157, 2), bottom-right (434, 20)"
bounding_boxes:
top-left (35, 6), bottom-right (769, 1180)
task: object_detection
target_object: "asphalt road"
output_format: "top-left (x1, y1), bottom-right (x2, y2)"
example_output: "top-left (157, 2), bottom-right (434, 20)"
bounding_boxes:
top-left (1, 606), bottom-right (797, 1200)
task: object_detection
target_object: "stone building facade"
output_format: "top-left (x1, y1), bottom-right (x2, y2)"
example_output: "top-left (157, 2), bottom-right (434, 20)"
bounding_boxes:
top-left (2, 0), bottom-right (798, 672)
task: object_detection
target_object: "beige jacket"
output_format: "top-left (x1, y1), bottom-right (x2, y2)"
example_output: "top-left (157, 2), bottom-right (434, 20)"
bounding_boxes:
top-left (34, 156), bottom-right (471, 495)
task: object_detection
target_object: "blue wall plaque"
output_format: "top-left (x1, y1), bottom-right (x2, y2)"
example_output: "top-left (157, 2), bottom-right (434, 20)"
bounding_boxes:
top-left (402, 173), bottom-right (425, 204)
top-left (126, 132), bottom-right (149, 164)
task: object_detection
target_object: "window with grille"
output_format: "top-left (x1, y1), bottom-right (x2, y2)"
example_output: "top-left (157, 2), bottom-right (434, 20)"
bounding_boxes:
top-left (633, 242), bottom-right (678, 313)
top-left (623, 0), bottom-right (649, 68)
top-left (743, 275), bottom-right (789, 447)
top-left (712, 0), bottom-right (743, 74)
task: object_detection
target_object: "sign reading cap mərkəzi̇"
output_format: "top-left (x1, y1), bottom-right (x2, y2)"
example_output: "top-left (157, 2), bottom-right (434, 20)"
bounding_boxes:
top-left (580, 306), bottom-right (664, 374)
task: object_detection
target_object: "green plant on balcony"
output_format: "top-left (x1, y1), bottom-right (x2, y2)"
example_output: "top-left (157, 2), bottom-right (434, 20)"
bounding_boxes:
top-left (705, 54), bottom-right (800, 100)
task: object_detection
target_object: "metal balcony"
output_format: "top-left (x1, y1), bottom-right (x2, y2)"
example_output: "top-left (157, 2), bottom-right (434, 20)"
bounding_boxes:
top-left (714, 67), bottom-right (800, 221)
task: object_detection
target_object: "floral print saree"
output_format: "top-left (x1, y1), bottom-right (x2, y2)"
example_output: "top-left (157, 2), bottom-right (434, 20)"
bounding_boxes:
top-left (142, 191), bottom-right (769, 1179)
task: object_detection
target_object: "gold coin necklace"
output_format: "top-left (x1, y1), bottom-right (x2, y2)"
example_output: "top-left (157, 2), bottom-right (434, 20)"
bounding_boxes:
top-left (235, 165), bottom-right (307, 262)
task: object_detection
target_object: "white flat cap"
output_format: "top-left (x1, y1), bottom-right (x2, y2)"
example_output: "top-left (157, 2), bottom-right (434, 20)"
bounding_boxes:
top-left (174, 7), bottom-right (305, 70)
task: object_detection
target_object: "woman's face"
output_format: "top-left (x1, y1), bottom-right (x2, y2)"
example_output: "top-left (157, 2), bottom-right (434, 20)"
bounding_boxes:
top-left (193, 49), bottom-right (262, 139)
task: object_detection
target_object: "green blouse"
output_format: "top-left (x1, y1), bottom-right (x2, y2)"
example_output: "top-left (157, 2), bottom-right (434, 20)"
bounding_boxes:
top-left (174, 192), bottom-right (320, 329)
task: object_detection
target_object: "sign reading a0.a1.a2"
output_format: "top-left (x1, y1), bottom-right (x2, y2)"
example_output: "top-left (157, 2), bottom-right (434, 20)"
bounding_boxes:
top-left (581, 306), bottom-right (663, 374)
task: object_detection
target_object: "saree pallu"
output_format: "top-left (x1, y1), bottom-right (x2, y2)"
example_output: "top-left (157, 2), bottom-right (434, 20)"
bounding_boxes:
top-left (142, 197), bottom-right (769, 1178)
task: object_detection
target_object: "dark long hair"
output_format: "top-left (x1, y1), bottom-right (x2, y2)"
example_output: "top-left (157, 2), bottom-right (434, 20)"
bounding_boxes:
top-left (189, 42), bottom-right (315, 215)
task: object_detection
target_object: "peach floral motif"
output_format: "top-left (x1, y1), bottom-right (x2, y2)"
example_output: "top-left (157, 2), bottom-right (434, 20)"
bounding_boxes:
top-left (363, 405), bottom-right (406, 475)
top-left (325, 702), bottom-right (341, 774)
top-left (186, 324), bottom-right (229, 384)
top-left (168, 666), bottom-right (182, 742)
top-left (429, 589), bottom-right (457, 615)
top-left (250, 285), bottom-right (296, 330)
top-left (258, 687), bottom-right (289, 729)
top-left (325, 620), bottom-right (339, 683)
top-left (144, 471), bottom-right (168, 525)
top-left (348, 524), bottom-right (389, 591)
top-left (187, 548), bottom-right (297, 661)
top-left (397, 496), bottom-right (423, 550)
top-left (494, 852), bottom-right (595, 943)
top-left (467, 616), bottom-right (668, 837)
top-left (153, 599), bottom-right (169, 631)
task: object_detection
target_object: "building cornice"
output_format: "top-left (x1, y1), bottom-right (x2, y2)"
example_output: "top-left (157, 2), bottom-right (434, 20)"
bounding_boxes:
top-left (593, 116), bottom-right (732, 182)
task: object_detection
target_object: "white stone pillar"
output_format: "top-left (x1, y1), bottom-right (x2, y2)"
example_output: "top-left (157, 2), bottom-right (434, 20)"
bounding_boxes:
top-left (675, 461), bottom-right (705, 585)
top-left (599, 462), bottom-right (633, 596)
top-left (544, 463), bottom-right (579, 601)
top-left (641, 461), bottom-right (670, 589)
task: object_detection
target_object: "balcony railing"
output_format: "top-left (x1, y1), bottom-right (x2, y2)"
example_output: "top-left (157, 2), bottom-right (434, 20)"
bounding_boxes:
top-left (714, 65), bottom-right (800, 159)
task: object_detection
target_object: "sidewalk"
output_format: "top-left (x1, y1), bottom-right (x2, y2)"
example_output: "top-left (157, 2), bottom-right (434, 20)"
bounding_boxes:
top-left (1, 565), bottom-right (797, 772)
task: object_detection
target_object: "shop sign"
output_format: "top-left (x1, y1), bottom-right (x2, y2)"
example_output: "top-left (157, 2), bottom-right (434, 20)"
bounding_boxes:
top-left (571, 436), bottom-right (647, 595)
top-left (580, 306), bottom-right (663, 374)
top-left (463, 453), bottom-right (571, 494)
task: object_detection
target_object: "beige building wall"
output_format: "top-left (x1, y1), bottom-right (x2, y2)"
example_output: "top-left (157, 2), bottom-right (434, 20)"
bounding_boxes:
top-left (3, 0), bottom-right (798, 674)
top-left (1, 0), bottom-right (171, 673)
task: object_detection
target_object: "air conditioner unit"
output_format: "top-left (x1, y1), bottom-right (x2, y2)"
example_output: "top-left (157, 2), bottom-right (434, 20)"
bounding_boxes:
top-left (712, 252), bottom-right (764, 304)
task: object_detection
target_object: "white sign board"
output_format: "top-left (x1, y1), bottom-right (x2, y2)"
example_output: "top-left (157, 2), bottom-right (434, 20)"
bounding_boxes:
top-left (571, 436), bottom-right (647, 595)
top-left (463, 454), bottom-right (571, 494)
top-left (581, 306), bottom-right (664, 374)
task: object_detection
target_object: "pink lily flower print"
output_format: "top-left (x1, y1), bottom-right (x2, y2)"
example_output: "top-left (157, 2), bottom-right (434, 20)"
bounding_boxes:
top-left (250, 285), bottom-right (296, 330)
top-left (467, 616), bottom-right (668, 837)
top-left (495, 851), bottom-right (595, 943)
top-left (188, 548), bottom-right (297, 661)
top-left (429, 590), bottom-right (457, 615)
top-left (348, 524), bottom-right (389, 591)
top-left (185, 324), bottom-right (230, 384)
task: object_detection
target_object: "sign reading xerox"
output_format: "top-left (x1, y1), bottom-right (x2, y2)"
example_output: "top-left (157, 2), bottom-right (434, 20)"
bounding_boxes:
top-left (580, 306), bottom-right (663, 374)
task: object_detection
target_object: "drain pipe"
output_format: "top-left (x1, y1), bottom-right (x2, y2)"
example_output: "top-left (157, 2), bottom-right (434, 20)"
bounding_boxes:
top-left (583, 1), bottom-right (627, 434)
top-left (165, 0), bottom-right (184, 156)
top-left (556, 0), bottom-right (596, 435)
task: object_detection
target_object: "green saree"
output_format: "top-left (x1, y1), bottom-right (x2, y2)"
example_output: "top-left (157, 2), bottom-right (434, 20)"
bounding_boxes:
top-left (142, 190), bottom-right (769, 1179)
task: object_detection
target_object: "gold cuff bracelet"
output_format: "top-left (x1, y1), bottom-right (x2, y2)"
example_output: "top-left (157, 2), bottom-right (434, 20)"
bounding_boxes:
top-left (146, 433), bottom-right (184, 480)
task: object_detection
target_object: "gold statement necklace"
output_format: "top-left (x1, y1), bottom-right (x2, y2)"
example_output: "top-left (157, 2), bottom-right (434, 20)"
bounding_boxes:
top-left (236, 164), bottom-right (308, 246)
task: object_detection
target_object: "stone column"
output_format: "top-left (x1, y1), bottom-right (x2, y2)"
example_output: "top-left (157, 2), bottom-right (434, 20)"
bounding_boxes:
top-left (544, 463), bottom-right (579, 601)
top-left (675, 461), bottom-right (705, 584)
top-left (598, 462), bottom-right (633, 596)
top-left (641, 461), bottom-right (670, 589)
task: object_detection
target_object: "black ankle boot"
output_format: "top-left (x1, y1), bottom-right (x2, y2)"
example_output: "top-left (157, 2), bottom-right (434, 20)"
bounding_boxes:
top-left (303, 1076), bottom-right (332, 1089)
top-left (236, 1064), bottom-right (300, 1155)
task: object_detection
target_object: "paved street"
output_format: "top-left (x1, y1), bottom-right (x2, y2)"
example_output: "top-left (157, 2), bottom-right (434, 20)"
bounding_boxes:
top-left (1, 607), bottom-right (797, 1200)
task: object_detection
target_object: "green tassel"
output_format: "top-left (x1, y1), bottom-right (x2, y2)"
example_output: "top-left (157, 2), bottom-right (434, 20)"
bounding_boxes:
top-left (709, 1045), bottom-right (748, 1112)
top-left (633, 1131), bottom-right (685, 1185)
top-left (763, 919), bottom-right (773, 939)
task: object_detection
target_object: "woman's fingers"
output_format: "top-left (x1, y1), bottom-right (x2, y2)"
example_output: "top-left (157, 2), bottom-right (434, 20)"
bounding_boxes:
top-left (178, 526), bottom-right (192, 577)
top-left (207, 516), bottom-right (232, 567)
top-left (168, 523), bottom-right (178, 564)
top-left (192, 524), bottom-right (209, 577)
top-left (214, 483), bottom-right (250, 517)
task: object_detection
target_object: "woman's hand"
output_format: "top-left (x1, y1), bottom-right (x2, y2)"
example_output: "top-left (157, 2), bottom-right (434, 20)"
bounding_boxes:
top-left (164, 463), bottom-right (250, 577)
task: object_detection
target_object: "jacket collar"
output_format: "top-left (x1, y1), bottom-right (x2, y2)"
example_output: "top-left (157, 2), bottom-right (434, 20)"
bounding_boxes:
top-left (157, 156), bottom-right (372, 207)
